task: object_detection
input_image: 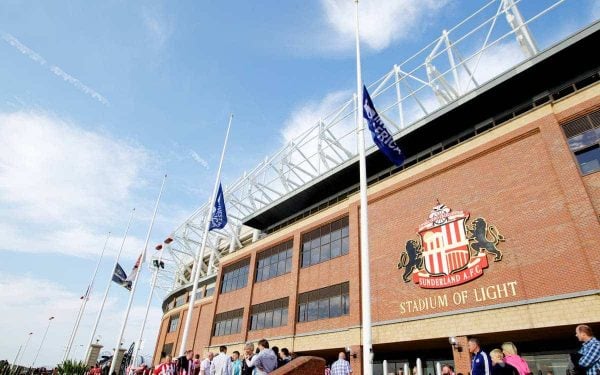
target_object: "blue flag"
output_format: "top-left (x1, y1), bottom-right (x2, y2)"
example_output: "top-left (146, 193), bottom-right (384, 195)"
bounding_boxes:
top-left (112, 263), bottom-right (131, 291)
top-left (362, 85), bottom-right (405, 166)
top-left (209, 183), bottom-right (228, 231)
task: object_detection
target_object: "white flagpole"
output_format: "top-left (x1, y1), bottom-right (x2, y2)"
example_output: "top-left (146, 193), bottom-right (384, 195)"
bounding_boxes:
top-left (130, 247), bottom-right (164, 370)
top-left (354, 1), bottom-right (373, 374)
top-left (178, 114), bottom-right (233, 357)
top-left (85, 209), bottom-right (136, 364)
top-left (109, 174), bottom-right (167, 375)
top-left (63, 232), bottom-right (111, 363)
top-left (31, 316), bottom-right (54, 369)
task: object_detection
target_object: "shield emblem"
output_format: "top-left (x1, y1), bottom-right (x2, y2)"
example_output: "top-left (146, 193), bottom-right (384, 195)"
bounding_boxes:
top-left (418, 212), bottom-right (470, 276)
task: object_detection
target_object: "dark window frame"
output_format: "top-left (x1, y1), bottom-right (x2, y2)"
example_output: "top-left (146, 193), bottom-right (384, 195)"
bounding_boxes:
top-left (249, 297), bottom-right (289, 331)
top-left (168, 314), bottom-right (179, 333)
top-left (301, 217), bottom-right (349, 268)
top-left (256, 240), bottom-right (294, 282)
top-left (220, 259), bottom-right (250, 294)
top-left (297, 282), bottom-right (350, 323)
top-left (213, 308), bottom-right (244, 337)
top-left (562, 109), bottom-right (600, 175)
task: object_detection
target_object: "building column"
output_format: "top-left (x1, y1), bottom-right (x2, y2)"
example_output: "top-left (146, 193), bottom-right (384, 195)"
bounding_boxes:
top-left (85, 344), bottom-right (103, 367)
top-left (451, 336), bottom-right (471, 375)
top-left (349, 345), bottom-right (363, 375)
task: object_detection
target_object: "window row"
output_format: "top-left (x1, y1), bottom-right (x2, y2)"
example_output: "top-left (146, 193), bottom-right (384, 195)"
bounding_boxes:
top-left (298, 282), bottom-right (350, 322)
top-left (221, 260), bottom-right (250, 293)
top-left (250, 297), bottom-right (289, 331)
top-left (167, 315), bottom-right (179, 333)
top-left (219, 217), bottom-right (349, 294)
top-left (563, 109), bottom-right (600, 175)
top-left (256, 240), bottom-right (293, 282)
top-left (301, 217), bottom-right (349, 267)
top-left (213, 308), bottom-right (244, 337)
top-left (211, 284), bottom-right (350, 336)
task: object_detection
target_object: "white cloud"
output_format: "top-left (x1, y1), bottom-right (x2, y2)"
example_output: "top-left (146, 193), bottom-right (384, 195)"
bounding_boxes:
top-left (1, 32), bottom-right (47, 65)
top-left (1, 33), bottom-right (109, 105)
top-left (0, 273), bottom-right (161, 368)
top-left (281, 90), bottom-right (352, 144)
top-left (0, 111), bottom-right (149, 258)
top-left (142, 7), bottom-right (173, 50)
top-left (49, 66), bottom-right (109, 106)
top-left (189, 151), bottom-right (209, 170)
top-left (317, 0), bottom-right (448, 52)
top-left (459, 40), bottom-right (526, 92)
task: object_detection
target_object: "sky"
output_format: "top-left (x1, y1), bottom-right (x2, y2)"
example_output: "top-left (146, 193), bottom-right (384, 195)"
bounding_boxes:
top-left (0, 0), bottom-right (598, 369)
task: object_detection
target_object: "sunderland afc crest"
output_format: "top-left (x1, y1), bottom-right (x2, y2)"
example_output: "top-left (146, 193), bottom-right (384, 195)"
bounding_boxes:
top-left (398, 203), bottom-right (505, 289)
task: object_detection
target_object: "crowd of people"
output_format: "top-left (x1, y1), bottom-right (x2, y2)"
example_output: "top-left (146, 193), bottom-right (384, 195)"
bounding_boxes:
top-left (463, 325), bottom-right (600, 375)
top-left (144, 339), bottom-right (295, 375)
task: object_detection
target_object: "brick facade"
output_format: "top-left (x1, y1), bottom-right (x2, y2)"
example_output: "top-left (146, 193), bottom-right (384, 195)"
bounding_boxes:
top-left (154, 84), bottom-right (600, 374)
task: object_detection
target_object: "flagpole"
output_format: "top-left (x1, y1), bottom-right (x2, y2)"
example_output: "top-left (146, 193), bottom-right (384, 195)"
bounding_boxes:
top-left (109, 174), bottom-right (167, 375)
top-left (178, 114), bottom-right (233, 357)
top-left (130, 247), bottom-right (164, 370)
top-left (63, 232), bottom-right (111, 363)
top-left (354, 1), bottom-right (373, 374)
top-left (85, 209), bottom-right (136, 365)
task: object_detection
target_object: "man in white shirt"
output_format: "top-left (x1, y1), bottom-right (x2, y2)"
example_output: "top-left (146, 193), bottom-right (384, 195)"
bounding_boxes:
top-left (200, 352), bottom-right (214, 375)
top-left (212, 346), bottom-right (231, 375)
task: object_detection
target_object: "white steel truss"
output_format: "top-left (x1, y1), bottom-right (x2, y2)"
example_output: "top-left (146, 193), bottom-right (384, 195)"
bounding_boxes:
top-left (155, 0), bottom-right (592, 298)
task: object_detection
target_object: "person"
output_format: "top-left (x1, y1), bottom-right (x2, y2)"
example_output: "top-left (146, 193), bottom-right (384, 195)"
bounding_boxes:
top-left (241, 343), bottom-right (255, 375)
top-left (279, 348), bottom-right (292, 365)
top-left (244, 339), bottom-right (277, 375)
top-left (200, 353), bottom-right (214, 375)
top-left (193, 355), bottom-right (201, 375)
top-left (501, 342), bottom-right (531, 375)
top-left (330, 352), bottom-right (352, 375)
top-left (490, 349), bottom-right (518, 375)
top-left (576, 324), bottom-right (600, 375)
top-left (155, 355), bottom-right (176, 375)
top-left (178, 350), bottom-right (194, 375)
top-left (212, 346), bottom-right (231, 375)
top-left (468, 337), bottom-right (491, 375)
top-left (271, 346), bottom-right (283, 369)
top-left (230, 351), bottom-right (242, 375)
top-left (441, 364), bottom-right (455, 375)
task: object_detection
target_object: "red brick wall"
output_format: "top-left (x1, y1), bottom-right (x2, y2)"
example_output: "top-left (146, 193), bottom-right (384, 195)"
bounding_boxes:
top-left (270, 356), bottom-right (326, 375)
top-left (155, 88), bottom-right (600, 366)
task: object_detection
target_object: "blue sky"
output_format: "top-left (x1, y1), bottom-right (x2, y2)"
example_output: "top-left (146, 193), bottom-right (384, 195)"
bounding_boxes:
top-left (0, 0), bottom-right (598, 368)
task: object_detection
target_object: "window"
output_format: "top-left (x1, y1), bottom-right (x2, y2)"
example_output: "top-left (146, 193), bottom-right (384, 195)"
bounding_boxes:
top-left (249, 298), bottom-right (289, 330)
top-left (297, 282), bottom-right (350, 322)
top-left (256, 240), bottom-right (293, 282)
top-left (213, 309), bottom-right (244, 337)
top-left (162, 343), bottom-right (174, 356)
top-left (173, 294), bottom-right (187, 308)
top-left (301, 217), bottom-right (349, 267)
top-left (205, 284), bottom-right (215, 297)
top-left (562, 109), bottom-right (600, 174)
top-left (168, 315), bottom-right (179, 333)
top-left (221, 259), bottom-right (250, 293)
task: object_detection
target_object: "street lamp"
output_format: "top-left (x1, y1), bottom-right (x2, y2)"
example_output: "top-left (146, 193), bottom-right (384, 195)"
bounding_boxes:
top-left (12, 332), bottom-right (33, 373)
top-left (31, 316), bottom-right (54, 369)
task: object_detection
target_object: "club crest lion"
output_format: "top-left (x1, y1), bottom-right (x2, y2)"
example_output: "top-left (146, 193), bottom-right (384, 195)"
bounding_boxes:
top-left (397, 203), bottom-right (506, 289)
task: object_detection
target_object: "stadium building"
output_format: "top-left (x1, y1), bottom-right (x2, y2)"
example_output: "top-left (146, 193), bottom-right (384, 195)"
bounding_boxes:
top-left (152, 3), bottom-right (600, 374)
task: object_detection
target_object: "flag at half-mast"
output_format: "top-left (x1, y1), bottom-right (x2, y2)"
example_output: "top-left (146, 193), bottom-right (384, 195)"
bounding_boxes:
top-left (362, 85), bottom-right (405, 166)
top-left (125, 253), bottom-right (142, 288)
top-left (112, 263), bottom-right (131, 291)
top-left (209, 183), bottom-right (228, 231)
top-left (80, 285), bottom-right (91, 300)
